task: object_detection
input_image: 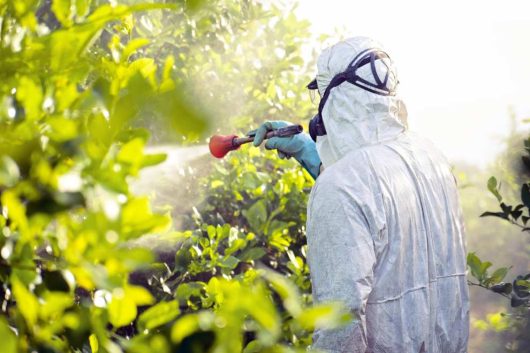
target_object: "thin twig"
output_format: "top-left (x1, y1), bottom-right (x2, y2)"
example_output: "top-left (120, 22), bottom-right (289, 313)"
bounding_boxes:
top-left (467, 280), bottom-right (511, 299)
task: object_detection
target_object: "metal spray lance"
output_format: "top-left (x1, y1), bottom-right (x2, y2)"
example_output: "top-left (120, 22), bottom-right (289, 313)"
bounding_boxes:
top-left (208, 124), bottom-right (303, 158)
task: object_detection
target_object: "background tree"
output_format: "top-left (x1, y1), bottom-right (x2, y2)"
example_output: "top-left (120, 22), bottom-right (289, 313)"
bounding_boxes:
top-left (460, 116), bottom-right (530, 352)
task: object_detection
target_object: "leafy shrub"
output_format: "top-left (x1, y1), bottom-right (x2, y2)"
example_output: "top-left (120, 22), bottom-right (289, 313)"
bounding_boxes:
top-left (0, 1), bottom-right (345, 352)
top-left (467, 135), bottom-right (530, 352)
top-left (160, 146), bottom-right (320, 348)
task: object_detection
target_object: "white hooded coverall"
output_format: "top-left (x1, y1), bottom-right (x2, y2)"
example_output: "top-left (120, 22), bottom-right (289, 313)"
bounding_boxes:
top-left (306, 37), bottom-right (470, 353)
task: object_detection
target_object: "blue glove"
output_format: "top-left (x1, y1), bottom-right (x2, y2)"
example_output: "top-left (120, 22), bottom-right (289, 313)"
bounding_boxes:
top-left (251, 121), bottom-right (321, 180)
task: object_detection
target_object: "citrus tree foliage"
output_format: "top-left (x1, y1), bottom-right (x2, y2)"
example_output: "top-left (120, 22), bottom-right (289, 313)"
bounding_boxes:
top-left (129, 0), bottom-right (316, 141)
top-left (159, 146), bottom-right (318, 347)
top-left (0, 0), bottom-right (346, 352)
top-left (466, 135), bottom-right (530, 352)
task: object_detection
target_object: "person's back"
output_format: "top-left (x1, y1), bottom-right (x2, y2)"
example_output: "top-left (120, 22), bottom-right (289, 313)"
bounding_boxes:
top-left (304, 36), bottom-right (470, 353)
top-left (307, 132), bottom-right (469, 353)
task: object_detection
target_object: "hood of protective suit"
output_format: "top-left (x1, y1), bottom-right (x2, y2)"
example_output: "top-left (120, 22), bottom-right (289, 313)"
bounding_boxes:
top-left (315, 37), bottom-right (408, 168)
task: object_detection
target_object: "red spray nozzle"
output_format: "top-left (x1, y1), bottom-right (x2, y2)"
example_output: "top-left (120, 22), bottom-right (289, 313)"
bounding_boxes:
top-left (209, 124), bottom-right (303, 159)
top-left (209, 134), bottom-right (240, 158)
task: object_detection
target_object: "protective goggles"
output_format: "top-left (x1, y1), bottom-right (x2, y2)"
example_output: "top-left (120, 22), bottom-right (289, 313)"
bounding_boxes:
top-left (307, 48), bottom-right (398, 142)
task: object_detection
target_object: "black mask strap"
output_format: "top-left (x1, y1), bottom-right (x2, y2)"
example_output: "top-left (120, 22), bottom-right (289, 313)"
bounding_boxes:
top-left (309, 48), bottom-right (397, 141)
top-left (317, 73), bottom-right (347, 118)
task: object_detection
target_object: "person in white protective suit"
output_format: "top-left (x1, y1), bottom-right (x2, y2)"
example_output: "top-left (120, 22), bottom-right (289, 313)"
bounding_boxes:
top-left (253, 36), bottom-right (470, 353)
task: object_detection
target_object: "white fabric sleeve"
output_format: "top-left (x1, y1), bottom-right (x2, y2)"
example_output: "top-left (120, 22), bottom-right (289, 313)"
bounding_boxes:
top-left (306, 182), bottom-right (377, 353)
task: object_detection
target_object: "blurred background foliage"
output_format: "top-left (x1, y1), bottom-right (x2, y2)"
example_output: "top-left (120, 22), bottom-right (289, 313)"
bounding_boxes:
top-left (457, 118), bottom-right (530, 353)
top-left (0, 0), bottom-right (528, 352)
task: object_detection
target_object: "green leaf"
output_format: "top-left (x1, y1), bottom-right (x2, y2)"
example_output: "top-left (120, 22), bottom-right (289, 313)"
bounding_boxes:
top-left (296, 303), bottom-right (352, 331)
top-left (16, 76), bottom-right (43, 121)
top-left (0, 316), bottom-right (17, 353)
top-left (171, 314), bottom-right (201, 343)
top-left (241, 172), bottom-right (260, 190)
top-left (242, 200), bottom-right (267, 231)
top-left (511, 204), bottom-right (524, 221)
top-left (243, 341), bottom-right (262, 353)
top-left (488, 267), bottom-right (509, 285)
top-left (2, 191), bottom-right (27, 230)
top-left (513, 278), bottom-right (530, 297)
top-left (0, 156), bottom-right (20, 187)
top-left (122, 38), bottom-right (150, 62)
top-left (262, 270), bottom-right (301, 316)
top-left (218, 255), bottom-right (239, 269)
top-left (480, 211), bottom-right (508, 220)
top-left (12, 278), bottom-right (39, 328)
top-left (87, 3), bottom-right (174, 24)
top-left (125, 285), bottom-right (155, 306)
top-left (141, 153), bottom-right (167, 168)
top-left (487, 176), bottom-right (502, 202)
top-left (47, 117), bottom-right (78, 142)
top-left (40, 292), bottom-right (74, 320)
top-left (137, 300), bottom-right (180, 332)
top-left (467, 252), bottom-right (483, 281)
top-left (89, 334), bottom-right (98, 353)
top-left (49, 25), bottom-right (98, 72)
top-left (108, 295), bottom-right (137, 328)
top-left (239, 247), bottom-right (266, 262)
top-left (160, 55), bottom-right (175, 92)
top-left (491, 282), bottom-right (512, 295)
top-left (266, 81), bottom-right (276, 99)
top-left (210, 179), bottom-right (224, 188)
top-left (185, 0), bottom-right (207, 11)
top-left (121, 197), bottom-right (171, 238)
top-left (52, 0), bottom-right (74, 27)
top-left (11, 244), bottom-right (37, 285)
top-left (206, 225), bottom-right (216, 240)
top-left (521, 184), bottom-right (530, 209)
top-left (176, 282), bottom-right (204, 302)
top-left (480, 261), bottom-right (492, 281)
top-left (76, 0), bottom-right (90, 18)
top-left (225, 238), bottom-right (246, 256)
top-left (117, 138), bottom-right (145, 166)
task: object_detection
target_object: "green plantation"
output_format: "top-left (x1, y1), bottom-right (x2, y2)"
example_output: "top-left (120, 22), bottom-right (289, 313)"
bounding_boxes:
top-left (0, 1), bottom-right (528, 352)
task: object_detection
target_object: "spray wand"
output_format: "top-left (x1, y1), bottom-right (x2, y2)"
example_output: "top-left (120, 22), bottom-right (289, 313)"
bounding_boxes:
top-left (209, 124), bottom-right (303, 158)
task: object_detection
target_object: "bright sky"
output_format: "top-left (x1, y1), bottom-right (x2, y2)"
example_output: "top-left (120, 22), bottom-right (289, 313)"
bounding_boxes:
top-left (296, 0), bottom-right (530, 167)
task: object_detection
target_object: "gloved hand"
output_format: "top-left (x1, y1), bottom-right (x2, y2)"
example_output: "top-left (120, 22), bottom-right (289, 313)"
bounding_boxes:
top-left (251, 121), bottom-right (321, 180)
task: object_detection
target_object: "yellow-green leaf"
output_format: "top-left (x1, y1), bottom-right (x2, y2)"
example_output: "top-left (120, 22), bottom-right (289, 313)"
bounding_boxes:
top-left (12, 278), bottom-right (39, 328)
top-left (89, 334), bottom-right (99, 353)
top-left (108, 295), bottom-right (137, 328)
top-left (137, 300), bottom-right (180, 332)
top-left (1, 191), bottom-right (27, 231)
top-left (52, 0), bottom-right (74, 27)
top-left (125, 285), bottom-right (154, 306)
top-left (296, 303), bottom-right (352, 331)
top-left (0, 317), bottom-right (17, 353)
top-left (47, 117), bottom-right (78, 142)
top-left (117, 138), bottom-right (145, 166)
top-left (16, 76), bottom-right (42, 121)
top-left (171, 314), bottom-right (200, 343)
top-left (122, 38), bottom-right (150, 62)
top-left (0, 156), bottom-right (20, 187)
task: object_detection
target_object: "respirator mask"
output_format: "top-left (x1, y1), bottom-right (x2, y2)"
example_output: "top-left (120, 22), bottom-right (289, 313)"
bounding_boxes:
top-left (307, 48), bottom-right (398, 142)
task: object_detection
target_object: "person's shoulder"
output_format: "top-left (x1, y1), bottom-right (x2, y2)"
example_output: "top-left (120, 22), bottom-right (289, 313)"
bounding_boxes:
top-left (310, 163), bottom-right (347, 205)
top-left (311, 155), bottom-right (371, 204)
top-left (404, 131), bottom-right (451, 165)
top-left (310, 167), bottom-right (340, 201)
